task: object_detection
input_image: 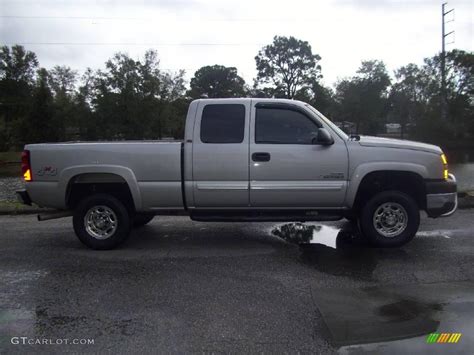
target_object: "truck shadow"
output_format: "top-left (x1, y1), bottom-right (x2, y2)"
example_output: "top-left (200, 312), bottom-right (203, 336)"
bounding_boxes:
top-left (113, 219), bottom-right (289, 258)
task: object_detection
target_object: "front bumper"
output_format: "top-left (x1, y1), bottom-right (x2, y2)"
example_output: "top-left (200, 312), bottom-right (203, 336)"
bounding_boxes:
top-left (425, 173), bottom-right (457, 217)
top-left (16, 189), bottom-right (32, 206)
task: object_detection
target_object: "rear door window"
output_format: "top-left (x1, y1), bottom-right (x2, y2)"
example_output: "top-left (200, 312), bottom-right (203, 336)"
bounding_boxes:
top-left (200, 104), bottom-right (245, 143)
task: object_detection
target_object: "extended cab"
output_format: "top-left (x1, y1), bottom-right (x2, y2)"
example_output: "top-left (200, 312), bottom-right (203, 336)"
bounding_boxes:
top-left (16, 98), bottom-right (457, 249)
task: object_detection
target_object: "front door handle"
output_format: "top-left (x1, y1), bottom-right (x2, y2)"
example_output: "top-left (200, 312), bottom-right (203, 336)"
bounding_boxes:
top-left (252, 152), bottom-right (271, 162)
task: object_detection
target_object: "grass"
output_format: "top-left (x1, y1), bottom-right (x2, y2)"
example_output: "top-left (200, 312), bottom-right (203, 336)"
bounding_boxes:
top-left (0, 152), bottom-right (21, 178)
top-left (0, 201), bottom-right (42, 214)
top-left (0, 151), bottom-right (21, 162)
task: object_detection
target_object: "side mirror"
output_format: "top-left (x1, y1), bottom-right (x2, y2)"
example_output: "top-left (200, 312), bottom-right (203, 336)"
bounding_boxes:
top-left (312, 128), bottom-right (334, 146)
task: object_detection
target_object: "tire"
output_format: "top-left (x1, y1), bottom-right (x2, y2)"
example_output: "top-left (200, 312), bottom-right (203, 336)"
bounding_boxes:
top-left (73, 193), bottom-right (132, 250)
top-left (345, 215), bottom-right (357, 223)
top-left (359, 190), bottom-right (419, 247)
top-left (133, 213), bottom-right (154, 227)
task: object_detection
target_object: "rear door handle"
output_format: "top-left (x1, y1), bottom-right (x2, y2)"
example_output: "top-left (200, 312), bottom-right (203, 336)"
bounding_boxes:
top-left (252, 152), bottom-right (271, 162)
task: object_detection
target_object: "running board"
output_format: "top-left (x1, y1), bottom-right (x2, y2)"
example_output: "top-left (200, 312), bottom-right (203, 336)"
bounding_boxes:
top-left (190, 210), bottom-right (343, 222)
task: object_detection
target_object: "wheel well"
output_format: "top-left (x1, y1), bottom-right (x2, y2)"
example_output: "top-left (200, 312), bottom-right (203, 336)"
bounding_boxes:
top-left (353, 171), bottom-right (426, 212)
top-left (66, 173), bottom-right (135, 211)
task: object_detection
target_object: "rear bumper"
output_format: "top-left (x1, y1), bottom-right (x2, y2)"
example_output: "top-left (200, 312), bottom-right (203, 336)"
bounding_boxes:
top-left (16, 189), bottom-right (32, 206)
top-left (425, 174), bottom-right (457, 217)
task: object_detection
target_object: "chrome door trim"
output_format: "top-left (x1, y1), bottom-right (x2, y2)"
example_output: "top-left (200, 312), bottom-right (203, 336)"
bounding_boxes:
top-left (196, 181), bottom-right (249, 190)
top-left (250, 181), bottom-right (345, 191)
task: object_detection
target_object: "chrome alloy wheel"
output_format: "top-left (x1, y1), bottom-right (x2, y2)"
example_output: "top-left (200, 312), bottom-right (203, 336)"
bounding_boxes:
top-left (372, 202), bottom-right (408, 238)
top-left (84, 205), bottom-right (118, 240)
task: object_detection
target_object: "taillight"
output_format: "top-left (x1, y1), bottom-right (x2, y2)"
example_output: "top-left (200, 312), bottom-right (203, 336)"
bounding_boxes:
top-left (21, 150), bottom-right (32, 181)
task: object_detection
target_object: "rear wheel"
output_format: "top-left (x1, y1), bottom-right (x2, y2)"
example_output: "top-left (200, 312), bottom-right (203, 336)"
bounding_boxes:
top-left (359, 191), bottom-right (419, 247)
top-left (73, 193), bottom-right (132, 250)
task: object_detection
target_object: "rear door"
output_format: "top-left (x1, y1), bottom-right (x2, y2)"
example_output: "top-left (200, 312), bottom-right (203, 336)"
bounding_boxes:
top-left (249, 102), bottom-right (348, 208)
top-left (192, 100), bottom-right (250, 207)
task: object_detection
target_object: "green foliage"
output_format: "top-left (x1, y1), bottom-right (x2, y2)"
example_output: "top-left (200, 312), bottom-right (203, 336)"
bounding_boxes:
top-left (0, 45), bottom-right (39, 150)
top-left (255, 36), bottom-right (321, 99)
top-left (0, 45), bottom-right (38, 83)
top-left (189, 65), bottom-right (247, 98)
top-left (0, 43), bottom-right (472, 149)
top-left (22, 68), bottom-right (58, 143)
top-left (389, 50), bottom-right (473, 142)
top-left (294, 80), bottom-right (336, 118)
top-left (88, 50), bottom-right (186, 140)
top-left (335, 60), bottom-right (391, 134)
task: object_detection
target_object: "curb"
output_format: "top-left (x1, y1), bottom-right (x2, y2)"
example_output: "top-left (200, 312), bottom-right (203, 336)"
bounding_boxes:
top-left (457, 192), bottom-right (474, 209)
top-left (0, 208), bottom-right (55, 216)
top-left (0, 202), bottom-right (54, 216)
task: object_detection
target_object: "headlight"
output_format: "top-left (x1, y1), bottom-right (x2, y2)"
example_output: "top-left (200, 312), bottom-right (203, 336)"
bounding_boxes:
top-left (441, 153), bottom-right (449, 180)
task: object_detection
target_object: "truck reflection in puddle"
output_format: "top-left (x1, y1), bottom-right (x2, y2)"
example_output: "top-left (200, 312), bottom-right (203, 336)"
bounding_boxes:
top-left (272, 223), bottom-right (345, 248)
top-left (272, 222), bottom-right (389, 280)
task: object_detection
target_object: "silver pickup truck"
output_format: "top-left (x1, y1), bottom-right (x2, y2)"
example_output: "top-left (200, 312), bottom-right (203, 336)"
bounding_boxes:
top-left (16, 98), bottom-right (457, 249)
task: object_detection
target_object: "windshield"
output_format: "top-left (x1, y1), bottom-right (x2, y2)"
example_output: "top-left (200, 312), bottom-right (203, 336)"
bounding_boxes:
top-left (305, 104), bottom-right (349, 140)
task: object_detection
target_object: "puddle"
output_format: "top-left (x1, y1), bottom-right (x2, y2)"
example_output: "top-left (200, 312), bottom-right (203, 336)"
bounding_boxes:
top-left (0, 309), bottom-right (36, 337)
top-left (272, 224), bottom-right (474, 352)
top-left (272, 222), bottom-right (384, 280)
top-left (376, 300), bottom-right (443, 322)
top-left (333, 282), bottom-right (474, 354)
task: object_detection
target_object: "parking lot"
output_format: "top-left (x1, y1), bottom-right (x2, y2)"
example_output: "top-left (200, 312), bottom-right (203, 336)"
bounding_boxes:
top-left (1, 210), bottom-right (473, 354)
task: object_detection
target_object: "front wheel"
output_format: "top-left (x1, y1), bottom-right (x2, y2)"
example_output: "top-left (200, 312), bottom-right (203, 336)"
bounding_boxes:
top-left (359, 191), bottom-right (419, 247)
top-left (73, 194), bottom-right (132, 250)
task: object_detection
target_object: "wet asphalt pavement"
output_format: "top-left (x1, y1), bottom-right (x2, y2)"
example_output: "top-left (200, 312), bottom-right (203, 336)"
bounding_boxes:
top-left (0, 210), bottom-right (473, 354)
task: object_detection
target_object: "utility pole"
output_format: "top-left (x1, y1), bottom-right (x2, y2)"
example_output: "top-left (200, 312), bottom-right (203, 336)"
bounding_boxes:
top-left (441, 2), bottom-right (454, 120)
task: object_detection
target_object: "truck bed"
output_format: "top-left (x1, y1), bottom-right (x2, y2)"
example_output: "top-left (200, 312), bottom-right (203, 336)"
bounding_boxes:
top-left (25, 141), bottom-right (184, 210)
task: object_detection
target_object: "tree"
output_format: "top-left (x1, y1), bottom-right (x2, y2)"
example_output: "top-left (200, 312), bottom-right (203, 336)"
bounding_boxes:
top-left (75, 68), bottom-right (96, 140)
top-left (414, 50), bottom-right (474, 140)
top-left (157, 70), bottom-right (187, 138)
top-left (0, 45), bottom-right (38, 83)
top-left (160, 70), bottom-right (186, 101)
top-left (91, 50), bottom-right (188, 140)
top-left (93, 51), bottom-right (149, 139)
top-left (294, 79), bottom-right (336, 118)
top-left (333, 78), bottom-right (365, 132)
top-left (22, 68), bottom-right (57, 143)
top-left (0, 45), bottom-right (39, 149)
top-left (444, 50), bottom-right (474, 138)
top-left (49, 65), bottom-right (77, 97)
top-left (188, 65), bottom-right (246, 98)
top-left (334, 60), bottom-right (390, 134)
top-left (47, 66), bottom-right (79, 140)
top-left (255, 36), bottom-right (321, 99)
top-left (388, 64), bottom-right (431, 138)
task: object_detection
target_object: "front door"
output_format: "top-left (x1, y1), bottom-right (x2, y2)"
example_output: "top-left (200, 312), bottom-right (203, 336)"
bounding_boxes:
top-left (249, 102), bottom-right (348, 208)
top-left (192, 100), bottom-right (250, 207)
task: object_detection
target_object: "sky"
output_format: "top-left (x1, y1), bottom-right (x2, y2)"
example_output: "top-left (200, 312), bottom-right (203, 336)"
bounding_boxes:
top-left (0, 0), bottom-right (472, 88)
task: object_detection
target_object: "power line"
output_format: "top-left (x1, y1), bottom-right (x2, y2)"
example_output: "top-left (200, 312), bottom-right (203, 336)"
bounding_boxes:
top-left (0, 15), bottom-right (321, 22)
top-left (0, 15), bottom-right (142, 20)
top-left (2, 42), bottom-right (264, 46)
